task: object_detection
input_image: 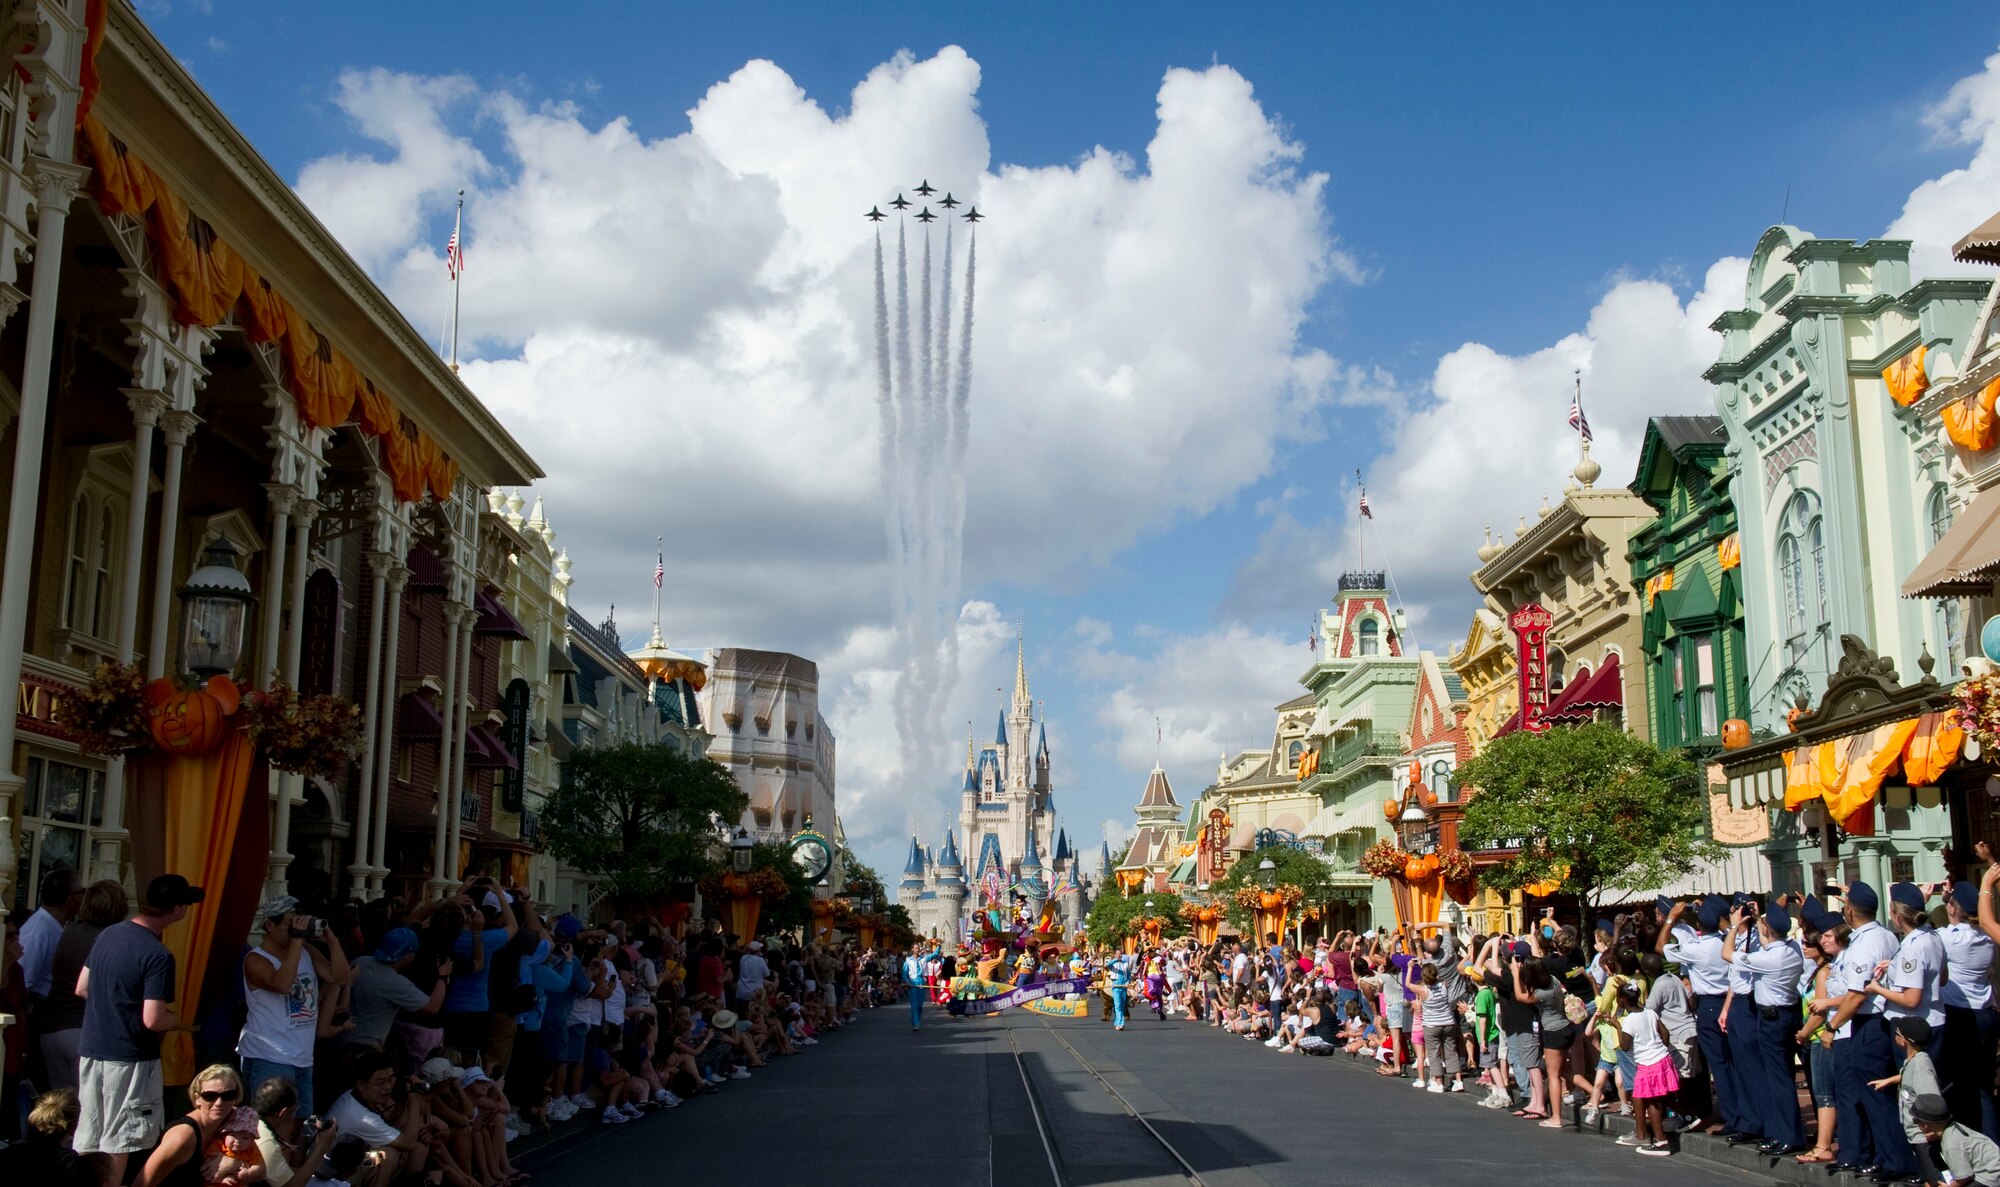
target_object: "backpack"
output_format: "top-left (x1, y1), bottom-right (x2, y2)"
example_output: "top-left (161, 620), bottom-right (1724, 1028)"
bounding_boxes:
top-left (1562, 993), bottom-right (1590, 1026)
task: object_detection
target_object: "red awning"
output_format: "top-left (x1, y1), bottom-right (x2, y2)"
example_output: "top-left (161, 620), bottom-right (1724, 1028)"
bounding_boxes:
top-left (462, 724), bottom-right (519, 771)
top-left (1492, 707), bottom-right (1524, 738)
top-left (396, 692), bottom-right (444, 739)
top-left (1546, 653), bottom-right (1623, 722)
top-left (474, 590), bottom-right (529, 640)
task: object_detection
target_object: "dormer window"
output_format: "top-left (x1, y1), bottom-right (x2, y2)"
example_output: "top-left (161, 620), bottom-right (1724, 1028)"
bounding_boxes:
top-left (1357, 618), bottom-right (1380, 657)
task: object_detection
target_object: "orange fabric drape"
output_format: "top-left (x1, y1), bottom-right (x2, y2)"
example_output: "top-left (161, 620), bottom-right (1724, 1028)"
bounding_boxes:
top-left (1716, 533), bottom-right (1741, 571)
top-left (1411, 875), bottom-right (1443, 928)
top-left (1783, 742), bottom-right (1823, 809)
top-left (1901, 711), bottom-right (1965, 786)
top-left (1943, 377), bottom-right (2000, 453)
top-left (160, 728), bottom-right (258, 1084)
top-left (1823, 720), bottom-right (1922, 825)
top-left (1645, 569), bottom-right (1674, 607)
top-left (1883, 344), bottom-right (1930, 407)
top-left (76, 0), bottom-right (108, 129)
top-left (76, 113), bottom-right (459, 502)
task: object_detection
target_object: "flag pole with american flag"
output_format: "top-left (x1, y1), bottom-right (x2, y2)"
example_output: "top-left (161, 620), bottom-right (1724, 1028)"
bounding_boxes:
top-left (1568, 369), bottom-right (1593, 445)
top-left (650, 535), bottom-right (665, 646)
top-left (446, 189), bottom-right (466, 373)
top-left (1356, 467), bottom-right (1371, 570)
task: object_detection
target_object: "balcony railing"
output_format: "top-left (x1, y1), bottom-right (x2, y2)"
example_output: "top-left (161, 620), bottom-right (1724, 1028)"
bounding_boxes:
top-left (1320, 723), bottom-right (1393, 773)
top-left (1338, 571), bottom-right (1386, 592)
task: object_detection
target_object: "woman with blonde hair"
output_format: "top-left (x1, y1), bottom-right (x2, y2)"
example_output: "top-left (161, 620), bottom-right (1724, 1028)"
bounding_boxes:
top-left (136, 1064), bottom-right (245, 1187)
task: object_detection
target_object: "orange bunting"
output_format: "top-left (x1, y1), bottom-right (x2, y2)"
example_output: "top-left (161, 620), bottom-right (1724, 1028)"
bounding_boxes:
top-left (77, 113), bottom-right (458, 504)
top-left (1882, 344), bottom-right (1930, 407)
top-left (1943, 377), bottom-right (2000, 453)
top-left (1716, 533), bottom-right (1741, 571)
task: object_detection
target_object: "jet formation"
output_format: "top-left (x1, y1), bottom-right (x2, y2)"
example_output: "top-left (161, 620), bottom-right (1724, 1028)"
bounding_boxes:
top-left (872, 185), bottom-right (986, 223)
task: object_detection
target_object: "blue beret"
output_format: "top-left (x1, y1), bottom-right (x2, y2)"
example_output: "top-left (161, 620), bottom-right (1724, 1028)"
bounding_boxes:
top-left (1697, 902), bottom-right (1723, 931)
top-left (1846, 882), bottom-right (1878, 913)
top-left (1953, 881), bottom-right (1978, 916)
top-left (1765, 906), bottom-right (1791, 936)
top-left (1889, 882), bottom-right (1924, 912)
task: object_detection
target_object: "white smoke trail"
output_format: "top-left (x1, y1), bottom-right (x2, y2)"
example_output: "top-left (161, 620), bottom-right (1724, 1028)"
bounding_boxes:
top-left (942, 230), bottom-right (976, 658)
top-left (932, 223), bottom-right (959, 708)
top-left (911, 228), bottom-right (938, 724)
top-left (872, 229), bottom-right (902, 657)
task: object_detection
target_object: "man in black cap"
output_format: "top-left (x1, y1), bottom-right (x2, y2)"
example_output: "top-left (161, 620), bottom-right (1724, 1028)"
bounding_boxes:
top-left (73, 873), bottom-right (203, 1184)
top-left (1912, 1093), bottom-right (2000, 1186)
top-left (1723, 898), bottom-right (1807, 1155)
top-left (1827, 880), bottom-right (1914, 1180)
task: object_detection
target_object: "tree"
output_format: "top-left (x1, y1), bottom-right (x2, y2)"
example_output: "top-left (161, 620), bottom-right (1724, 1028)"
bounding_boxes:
top-left (1084, 888), bottom-right (1185, 949)
top-left (1454, 721), bottom-right (1719, 923)
top-left (1211, 845), bottom-right (1336, 929)
top-left (838, 851), bottom-right (887, 906)
top-left (538, 742), bottom-right (748, 901)
top-left (742, 841), bottom-right (819, 936)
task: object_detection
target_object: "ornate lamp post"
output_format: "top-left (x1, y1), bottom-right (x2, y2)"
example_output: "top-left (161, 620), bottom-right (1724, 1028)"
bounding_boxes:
top-left (722, 827), bottom-right (762, 941)
top-left (179, 540), bottom-right (253, 680)
top-left (1255, 856), bottom-right (1282, 940)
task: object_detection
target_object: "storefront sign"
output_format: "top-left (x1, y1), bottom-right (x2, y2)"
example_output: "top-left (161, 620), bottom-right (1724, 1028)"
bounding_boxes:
top-left (1205, 808), bottom-right (1228, 880)
top-left (500, 678), bottom-right (529, 812)
top-left (17, 672), bottom-right (81, 741)
top-left (1707, 792), bottom-right (1771, 846)
top-left (1509, 603), bottom-right (1555, 733)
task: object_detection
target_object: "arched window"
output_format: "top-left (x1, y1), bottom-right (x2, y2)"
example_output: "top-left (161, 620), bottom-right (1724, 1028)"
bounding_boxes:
top-left (1776, 491), bottom-right (1824, 636)
top-left (1429, 759), bottom-right (1454, 804)
top-left (1930, 486), bottom-right (1966, 672)
top-left (1287, 740), bottom-right (1303, 763)
top-left (1357, 618), bottom-right (1380, 656)
top-left (1547, 648), bottom-right (1567, 693)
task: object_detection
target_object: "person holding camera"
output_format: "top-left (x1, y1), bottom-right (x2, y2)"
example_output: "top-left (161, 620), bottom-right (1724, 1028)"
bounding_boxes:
top-left (250, 1075), bottom-right (341, 1187)
top-left (240, 896), bottom-right (354, 1115)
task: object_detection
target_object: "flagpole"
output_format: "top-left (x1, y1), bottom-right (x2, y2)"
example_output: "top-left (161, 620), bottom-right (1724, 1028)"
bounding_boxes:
top-left (1356, 468), bottom-right (1365, 572)
top-left (652, 535), bottom-right (664, 645)
top-left (449, 190), bottom-right (464, 373)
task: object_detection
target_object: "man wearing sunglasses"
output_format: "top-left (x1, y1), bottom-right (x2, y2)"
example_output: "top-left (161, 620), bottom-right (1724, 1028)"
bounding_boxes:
top-left (74, 873), bottom-right (204, 1186)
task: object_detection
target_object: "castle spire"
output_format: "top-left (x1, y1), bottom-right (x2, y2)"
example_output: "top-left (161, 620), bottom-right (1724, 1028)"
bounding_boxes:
top-left (1012, 625), bottom-right (1031, 716)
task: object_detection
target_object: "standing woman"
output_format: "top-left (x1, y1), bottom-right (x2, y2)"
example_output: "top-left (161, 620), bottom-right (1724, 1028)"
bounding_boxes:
top-left (1797, 916), bottom-right (1849, 1166)
top-left (1519, 955), bottom-right (1574, 1129)
top-left (1957, 860), bottom-right (2000, 1142)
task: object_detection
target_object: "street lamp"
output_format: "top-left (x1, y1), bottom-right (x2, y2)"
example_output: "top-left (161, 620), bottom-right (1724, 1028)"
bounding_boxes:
top-left (730, 827), bottom-right (753, 873)
top-left (1258, 857), bottom-right (1277, 890)
top-left (858, 896), bottom-right (872, 914)
top-left (1144, 899), bottom-right (1154, 913)
top-left (178, 539), bottom-right (254, 679)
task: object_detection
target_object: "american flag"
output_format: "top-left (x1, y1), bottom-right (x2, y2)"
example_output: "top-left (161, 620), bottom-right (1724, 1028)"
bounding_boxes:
top-left (1307, 629), bottom-right (1317, 653)
top-left (653, 555), bottom-right (665, 589)
top-left (1358, 488), bottom-right (1372, 520)
top-left (446, 228), bottom-right (464, 280)
top-left (1568, 385), bottom-right (1593, 443)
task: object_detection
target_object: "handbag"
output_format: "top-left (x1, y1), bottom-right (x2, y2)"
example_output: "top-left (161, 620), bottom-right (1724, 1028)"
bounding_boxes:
top-left (1561, 993), bottom-right (1589, 1026)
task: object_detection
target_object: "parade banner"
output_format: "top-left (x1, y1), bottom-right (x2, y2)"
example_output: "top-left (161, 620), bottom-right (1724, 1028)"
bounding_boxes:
top-left (946, 976), bottom-right (1090, 1017)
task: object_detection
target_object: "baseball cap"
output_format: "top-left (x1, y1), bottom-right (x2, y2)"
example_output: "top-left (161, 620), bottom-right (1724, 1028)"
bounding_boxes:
top-left (747, 940), bottom-right (764, 951)
top-left (480, 890), bottom-right (504, 914)
top-left (1897, 1017), bottom-right (1933, 1047)
top-left (258, 894), bottom-right (301, 921)
top-left (461, 1066), bottom-right (491, 1086)
top-left (374, 928), bottom-right (420, 963)
top-left (145, 874), bottom-right (206, 911)
top-left (552, 913), bottom-right (582, 938)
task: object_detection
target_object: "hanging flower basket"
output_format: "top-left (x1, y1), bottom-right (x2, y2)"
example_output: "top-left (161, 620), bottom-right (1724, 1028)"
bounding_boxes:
top-left (1954, 673), bottom-right (2000, 755)
top-left (242, 682), bottom-right (364, 780)
top-left (1445, 877), bottom-right (1478, 905)
top-left (1359, 839), bottom-right (1409, 878)
top-left (53, 661), bottom-right (152, 756)
top-left (1435, 849), bottom-right (1473, 882)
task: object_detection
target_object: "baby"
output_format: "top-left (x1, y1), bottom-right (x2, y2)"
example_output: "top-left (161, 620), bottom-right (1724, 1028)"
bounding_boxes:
top-left (201, 1106), bottom-right (266, 1186)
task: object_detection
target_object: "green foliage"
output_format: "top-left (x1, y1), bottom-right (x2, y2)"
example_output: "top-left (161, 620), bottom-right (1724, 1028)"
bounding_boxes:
top-left (745, 841), bottom-right (820, 936)
top-left (538, 742), bottom-right (748, 899)
top-left (1084, 888), bottom-right (1184, 948)
top-left (837, 851), bottom-right (887, 905)
top-left (1212, 844), bottom-right (1337, 927)
top-left (1455, 722), bottom-right (1720, 916)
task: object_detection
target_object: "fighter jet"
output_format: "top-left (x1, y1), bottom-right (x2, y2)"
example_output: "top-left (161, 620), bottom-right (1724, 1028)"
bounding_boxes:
top-left (913, 179), bottom-right (937, 196)
top-left (915, 207), bottom-right (937, 223)
top-left (865, 207), bottom-right (886, 222)
top-left (962, 206), bottom-right (984, 223)
top-left (938, 192), bottom-right (960, 209)
top-left (889, 194), bottom-right (912, 210)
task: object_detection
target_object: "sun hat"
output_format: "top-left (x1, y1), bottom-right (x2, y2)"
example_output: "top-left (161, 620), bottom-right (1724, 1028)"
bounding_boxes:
top-left (711, 1009), bottom-right (739, 1029)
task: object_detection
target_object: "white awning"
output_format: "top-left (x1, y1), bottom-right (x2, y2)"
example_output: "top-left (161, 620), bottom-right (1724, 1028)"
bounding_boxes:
top-left (1302, 795), bottom-right (1384, 841)
top-left (1726, 756), bottom-right (1786, 809)
top-left (1595, 846), bottom-right (1771, 907)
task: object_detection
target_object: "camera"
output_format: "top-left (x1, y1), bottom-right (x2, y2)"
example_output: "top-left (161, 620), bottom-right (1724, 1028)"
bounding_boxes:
top-left (288, 917), bottom-right (327, 940)
top-left (298, 1116), bottom-right (321, 1145)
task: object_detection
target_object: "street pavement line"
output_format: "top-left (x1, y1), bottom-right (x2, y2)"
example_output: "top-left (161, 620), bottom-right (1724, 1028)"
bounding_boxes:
top-left (1033, 1018), bottom-right (1206, 1187)
top-left (1006, 1027), bottom-right (1067, 1187)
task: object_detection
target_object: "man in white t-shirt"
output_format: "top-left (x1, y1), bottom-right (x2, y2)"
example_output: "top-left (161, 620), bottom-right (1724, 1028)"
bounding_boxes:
top-left (735, 941), bottom-right (771, 1007)
top-left (1229, 943), bottom-right (1252, 1006)
top-left (327, 1049), bottom-right (442, 1185)
top-left (240, 896), bottom-right (352, 1115)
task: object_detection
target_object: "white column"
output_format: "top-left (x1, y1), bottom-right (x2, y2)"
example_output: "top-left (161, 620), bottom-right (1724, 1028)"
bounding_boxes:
top-left (428, 601), bottom-right (465, 893)
top-left (265, 497), bottom-right (317, 901)
top-left (257, 487), bottom-right (295, 901)
top-left (0, 159), bottom-right (88, 898)
top-left (144, 411), bottom-right (198, 681)
top-left (445, 610), bottom-right (475, 879)
top-left (368, 565), bottom-right (406, 893)
top-left (348, 554), bottom-right (390, 899)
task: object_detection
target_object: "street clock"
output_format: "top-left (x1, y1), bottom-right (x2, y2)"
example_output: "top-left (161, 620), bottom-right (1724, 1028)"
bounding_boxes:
top-left (789, 821), bottom-right (833, 885)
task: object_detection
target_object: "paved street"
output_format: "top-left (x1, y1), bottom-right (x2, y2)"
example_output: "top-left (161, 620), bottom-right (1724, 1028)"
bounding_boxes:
top-left (518, 1005), bottom-right (1769, 1186)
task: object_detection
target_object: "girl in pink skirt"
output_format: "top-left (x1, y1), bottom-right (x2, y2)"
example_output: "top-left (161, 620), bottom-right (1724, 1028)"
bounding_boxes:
top-left (1617, 980), bottom-right (1680, 1156)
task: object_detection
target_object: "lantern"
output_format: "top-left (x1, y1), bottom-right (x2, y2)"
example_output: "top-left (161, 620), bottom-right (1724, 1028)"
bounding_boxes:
top-left (731, 827), bottom-right (754, 873)
top-left (1722, 718), bottom-right (1751, 749)
top-left (178, 539), bottom-right (254, 679)
top-left (1258, 856), bottom-right (1277, 890)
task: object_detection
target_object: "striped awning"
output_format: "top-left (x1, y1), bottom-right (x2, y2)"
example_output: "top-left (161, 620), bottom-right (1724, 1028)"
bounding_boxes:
top-left (1725, 753), bottom-right (1787, 809)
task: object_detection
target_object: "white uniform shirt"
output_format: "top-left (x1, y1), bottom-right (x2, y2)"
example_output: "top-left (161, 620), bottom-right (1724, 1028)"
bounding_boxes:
top-left (1841, 920), bottom-right (1900, 1018)
top-left (1882, 925), bottom-right (1946, 1026)
top-left (1665, 927), bottom-right (1730, 996)
top-left (1739, 938), bottom-right (1803, 1007)
top-left (1940, 921), bottom-right (1995, 1010)
top-left (1725, 927), bottom-right (1758, 996)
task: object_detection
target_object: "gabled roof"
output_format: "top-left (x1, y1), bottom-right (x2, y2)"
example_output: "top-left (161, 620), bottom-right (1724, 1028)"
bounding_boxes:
top-left (975, 832), bottom-right (1005, 881)
top-left (1275, 691), bottom-right (1316, 711)
top-left (1631, 415), bottom-right (1726, 507)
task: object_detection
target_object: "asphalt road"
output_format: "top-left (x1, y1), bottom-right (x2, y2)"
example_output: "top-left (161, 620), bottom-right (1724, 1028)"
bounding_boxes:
top-left (518, 1003), bottom-right (1776, 1186)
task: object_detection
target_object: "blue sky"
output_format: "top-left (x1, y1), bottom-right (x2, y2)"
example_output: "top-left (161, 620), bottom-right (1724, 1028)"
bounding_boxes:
top-left (144, 2), bottom-right (2000, 880)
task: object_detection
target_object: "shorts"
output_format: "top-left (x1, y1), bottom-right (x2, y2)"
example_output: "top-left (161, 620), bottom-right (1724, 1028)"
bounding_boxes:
top-left (1505, 1031), bottom-right (1540, 1073)
top-left (1615, 1048), bottom-right (1636, 1091)
top-left (1478, 1043), bottom-right (1499, 1069)
top-left (1540, 1026), bottom-right (1576, 1051)
top-left (1384, 1000), bottom-right (1411, 1031)
top-left (1807, 1039), bottom-right (1837, 1108)
top-left (560, 1022), bottom-right (589, 1064)
top-left (75, 1056), bottom-right (164, 1155)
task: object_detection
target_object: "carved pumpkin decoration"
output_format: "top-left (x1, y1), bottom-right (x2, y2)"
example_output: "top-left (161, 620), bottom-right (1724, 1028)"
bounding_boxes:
top-left (1196, 906), bottom-right (1218, 923)
top-left (1259, 889), bottom-right (1283, 910)
top-left (1404, 856), bottom-right (1428, 882)
top-left (1722, 718), bottom-right (1750, 749)
top-left (146, 676), bottom-right (241, 757)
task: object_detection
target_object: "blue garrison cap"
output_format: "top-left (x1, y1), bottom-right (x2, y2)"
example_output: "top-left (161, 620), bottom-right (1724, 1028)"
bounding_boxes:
top-left (1654, 895), bottom-right (1673, 919)
top-left (1889, 882), bottom-right (1925, 912)
top-left (1697, 901), bottom-right (1723, 930)
top-left (1596, 918), bottom-right (1614, 934)
top-left (1953, 881), bottom-right (1979, 916)
top-left (1800, 894), bottom-right (1831, 932)
top-left (1510, 940), bottom-right (1533, 960)
top-left (1730, 891), bottom-right (1752, 909)
top-left (1765, 906), bottom-right (1792, 937)
top-left (1846, 881), bottom-right (1879, 913)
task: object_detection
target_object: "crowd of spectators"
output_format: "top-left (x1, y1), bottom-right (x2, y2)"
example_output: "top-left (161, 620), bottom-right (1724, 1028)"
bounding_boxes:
top-left (1118, 865), bottom-right (2000, 1186)
top-left (0, 867), bottom-right (896, 1186)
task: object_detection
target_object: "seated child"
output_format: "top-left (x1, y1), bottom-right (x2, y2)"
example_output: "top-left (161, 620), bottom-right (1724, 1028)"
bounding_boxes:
top-left (202, 1107), bottom-right (266, 1186)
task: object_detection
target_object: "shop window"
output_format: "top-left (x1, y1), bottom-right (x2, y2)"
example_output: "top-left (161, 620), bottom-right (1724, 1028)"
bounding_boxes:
top-left (11, 756), bottom-right (101, 914)
top-left (1692, 635), bottom-right (1717, 739)
top-left (1430, 759), bottom-right (1455, 804)
top-left (1287, 740), bottom-right (1303, 764)
top-left (1665, 640), bottom-right (1683, 744)
top-left (1357, 618), bottom-right (1379, 656)
top-left (1891, 856), bottom-right (1915, 885)
top-left (1777, 491), bottom-right (1825, 639)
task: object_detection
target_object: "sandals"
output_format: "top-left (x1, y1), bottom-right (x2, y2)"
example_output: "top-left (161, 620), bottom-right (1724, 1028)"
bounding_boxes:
top-left (1537, 1120), bottom-right (1565, 1129)
top-left (1794, 1150), bottom-right (1835, 1165)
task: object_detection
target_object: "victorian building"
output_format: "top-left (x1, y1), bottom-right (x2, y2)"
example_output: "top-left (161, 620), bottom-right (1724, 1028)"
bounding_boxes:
top-left (699, 648), bottom-right (834, 846)
top-left (1712, 226), bottom-right (1989, 893)
top-left (1178, 692), bottom-right (1321, 894)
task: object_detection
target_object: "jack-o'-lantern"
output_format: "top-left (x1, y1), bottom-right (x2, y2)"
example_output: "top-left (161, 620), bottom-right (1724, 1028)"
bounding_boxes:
top-left (1196, 906), bottom-right (1218, 923)
top-left (146, 676), bottom-right (240, 756)
top-left (1259, 889), bottom-right (1282, 910)
top-left (1382, 799), bottom-right (1399, 822)
top-left (1722, 718), bottom-right (1750, 749)
top-left (1404, 856), bottom-right (1428, 882)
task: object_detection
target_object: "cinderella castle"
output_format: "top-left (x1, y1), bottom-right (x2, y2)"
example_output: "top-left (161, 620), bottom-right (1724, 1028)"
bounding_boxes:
top-left (898, 638), bottom-right (1105, 940)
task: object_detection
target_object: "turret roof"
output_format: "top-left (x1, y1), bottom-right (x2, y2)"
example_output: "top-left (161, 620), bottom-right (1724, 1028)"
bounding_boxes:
top-left (1054, 829), bottom-right (1072, 863)
top-left (1138, 766), bottom-right (1179, 809)
top-left (1022, 827), bottom-right (1042, 869)
top-left (938, 830), bottom-right (961, 869)
top-left (995, 706), bottom-right (1008, 746)
top-left (900, 835), bottom-right (925, 883)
